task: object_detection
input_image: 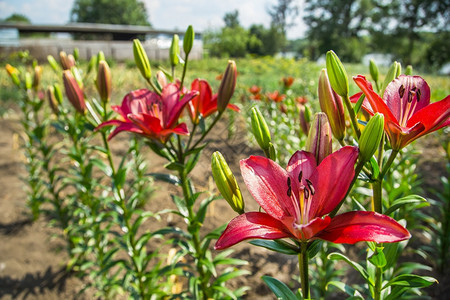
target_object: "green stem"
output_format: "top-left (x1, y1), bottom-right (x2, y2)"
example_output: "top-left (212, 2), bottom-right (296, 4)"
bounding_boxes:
top-left (191, 111), bottom-right (223, 150)
top-left (343, 94), bottom-right (361, 139)
top-left (379, 150), bottom-right (399, 180)
top-left (374, 266), bottom-right (382, 300)
top-left (179, 53), bottom-right (190, 90)
top-left (299, 243), bottom-right (310, 299)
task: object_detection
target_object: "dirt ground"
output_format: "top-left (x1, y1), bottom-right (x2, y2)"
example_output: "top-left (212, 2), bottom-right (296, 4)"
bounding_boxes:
top-left (0, 111), bottom-right (448, 299)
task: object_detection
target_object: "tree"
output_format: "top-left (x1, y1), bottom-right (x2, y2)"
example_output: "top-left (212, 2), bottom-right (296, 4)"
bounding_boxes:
top-left (71, 0), bottom-right (150, 26)
top-left (4, 14), bottom-right (31, 24)
top-left (267, 0), bottom-right (299, 35)
top-left (369, 0), bottom-right (449, 65)
top-left (223, 10), bottom-right (240, 28)
top-left (303, 0), bottom-right (372, 61)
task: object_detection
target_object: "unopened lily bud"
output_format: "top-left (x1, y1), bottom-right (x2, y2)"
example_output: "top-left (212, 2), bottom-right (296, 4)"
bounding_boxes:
top-left (156, 71), bottom-right (168, 89)
top-left (133, 39), bottom-right (152, 81)
top-left (60, 51), bottom-right (75, 70)
top-left (268, 142), bottom-right (277, 161)
top-left (5, 64), bottom-right (21, 87)
top-left (170, 34), bottom-right (180, 67)
top-left (46, 86), bottom-right (59, 115)
top-left (96, 60), bottom-right (112, 103)
top-left (405, 65), bottom-right (413, 75)
top-left (326, 50), bottom-right (349, 97)
top-left (32, 65), bottom-right (43, 91)
top-left (217, 60), bottom-right (237, 113)
top-left (318, 69), bottom-right (345, 141)
top-left (24, 72), bottom-right (32, 90)
top-left (53, 83), bottom-right (63, 104)
top-left (97, 51), bottom-right (105, 70)
top-left (369, 59), bottom-right (379, 83)
top-left (71, 67), bottom-right (84, 89)
top-left (63, 70), bottom-right (86, 114)
top-left (299, 104), bottom-right (311, 135)
top-left (87, 55), bottom-right (97, 75)
top-left (305, 112), bottom-right (332, 164)
top-left (251, 107), bottom-right (271, 151)
top-left (359, 113), bottom-right (384, 162)
top-left (47, 55), bottom-right (60, 72)
top-left (183, 25), bottom-right (194, 56)
top-left (73, 48), bottom-right (79, 61)
top-left (381, 61), bottom-right (399, 95)
top-left (395, 62), bottom-right (402, 78)
top-left (211, 152), bottom-right (244, 214)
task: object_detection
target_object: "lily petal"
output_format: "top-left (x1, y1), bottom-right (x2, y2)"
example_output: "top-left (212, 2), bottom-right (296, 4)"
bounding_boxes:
top-left (240, 156), bottom-right (294, 220)
top-left (308, 146), bottom-right (358, 219)
top-left (353, 75), bottom-right (398, 125)
top-left (384, 75), bottom-right (430, 122)
top-left (406, 95), bottom-right (450, 134)
top-left (314, 211), bottom-right (411, 244)
top-left (215, 212), bottom-right (291, 250)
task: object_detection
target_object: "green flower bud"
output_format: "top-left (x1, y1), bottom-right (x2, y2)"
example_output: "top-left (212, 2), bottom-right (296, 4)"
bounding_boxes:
top-left (405, 65), bottom-right (413, 76)
top-left (395, 62), bottom-right (402, 78)
top-left (97, 51), bottom-right (106, 70)
top-left (359, 113), bottom-right (384, 162)
top-left (211, 152), bottom-right (244, 214)
top-left (369, 59), bottom-right (379, 83)
top-left (63, 70), bottom-right (86, 114)
top-left (133, 39), bottom-right (152, 81)
top-left (87, 55), bottom-right (97, 75)
top-left (318, 69), bottom-right (345, 141)
top-left (24, 72), bottom-right (32, 90)
top-left (326, 50), bottom-right (349, 97)
top-left (47, 55), bottom-right (60, 72)
top-left (251, 107), bottom-right (271, 151)
top-left (183, 25), bottom-right (195, 56)
top-left (217, 60), bottom-right (237, 113)
top-left (5, 64), bottom-right (21, 87)
top-left (305, 112), bottom-right (332, 164)
top-left (170, 34), bottom-right (180, 67)
top-left (73, 48), bottom-right (79, 61)
top-left (53, 83), bottom-right (63, 104)
top-left (381, 61), bottom-right (399, 95)
top-left (268, 142), bottom-right (277, 161)
top-left (96, 60), bottom-right (112, 103)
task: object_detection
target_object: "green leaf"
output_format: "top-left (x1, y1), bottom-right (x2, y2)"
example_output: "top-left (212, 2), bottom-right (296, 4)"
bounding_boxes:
top-left (214, 269), bottom-right (250, 284)
top-left (384, 195), bottom-right (428, 215)
top-left (164, 161), bottom-right (184, 172)
top-left (146, 141), bottom-right (173, 161)
top-left (250, 239), bottom-right (299, 255)
top-left (354, 93), bottom-right (365, 114)
top-left (368, 247), bottom-right (387, 268)
top-left (171, 195), bottom-right (188, 218)
top-left (90, 158), bottom-right (113, 176)
top-left (147, 172), bottom-right (180, 185)
top-left (369, 156), bottom-right (380, 179)
top-left (196, 196), bottom-right (217, 224)
top-left (326, 281), bottom-right (363, 298)
top-left (212, 285), bottom-right (238, 300)
top-left (185, 150), bottom-right (202, 175)
top-left (328, 252), bottom-right (373, 286)
top-left (307, 240), bottom-right (323, 259)
top-left (261, 276), bottom-right (298, 300)
top-left (383, 274), bottom-right (437, 290)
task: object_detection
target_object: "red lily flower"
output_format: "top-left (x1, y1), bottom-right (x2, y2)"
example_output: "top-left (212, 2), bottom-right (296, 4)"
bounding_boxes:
top-left (215, 147), bottom-right (410, 250)
top-left (187, 79), bottom-right (240, 124)
top-left (354, 75), bottom-right (450, 150)
top-left (267, 90), bottom-right (286, 102)
top-left (96, 84), bottom-right (197, 143)
top-left (249, 85), bottom-right (261, 95)
top-left (282, 76), bottom-right (295, 88)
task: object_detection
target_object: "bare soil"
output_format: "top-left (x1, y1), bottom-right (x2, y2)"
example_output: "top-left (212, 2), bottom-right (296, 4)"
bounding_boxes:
top-left (0, 112), bottom-right (448, 299)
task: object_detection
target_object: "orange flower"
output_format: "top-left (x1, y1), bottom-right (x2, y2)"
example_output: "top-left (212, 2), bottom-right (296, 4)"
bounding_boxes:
top-left (267, 91), bottom-right (286, 103)
top-left (249, 85), bottom-right (261, 95)
top-left (282, 76), bottom-right (295, 88)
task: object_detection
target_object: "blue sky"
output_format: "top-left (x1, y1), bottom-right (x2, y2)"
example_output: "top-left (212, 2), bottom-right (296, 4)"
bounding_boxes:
top-left (0, 0), bottom-right (306, 39)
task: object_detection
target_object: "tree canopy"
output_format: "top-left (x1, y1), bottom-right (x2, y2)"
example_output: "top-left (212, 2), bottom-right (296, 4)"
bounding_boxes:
top-left (71, 0), bottom-right (151, 26)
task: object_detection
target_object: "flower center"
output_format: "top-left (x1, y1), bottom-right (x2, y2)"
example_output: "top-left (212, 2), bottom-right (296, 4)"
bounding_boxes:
top-left (286, 173), bottom-right (315, 227)
top-left (398, 84), bottom-right (421, 127)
